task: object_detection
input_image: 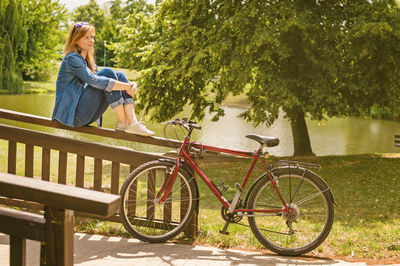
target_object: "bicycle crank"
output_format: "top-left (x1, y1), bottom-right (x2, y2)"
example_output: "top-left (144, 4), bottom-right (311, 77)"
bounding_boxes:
top-left (219, 199), bottom-right (244, 235)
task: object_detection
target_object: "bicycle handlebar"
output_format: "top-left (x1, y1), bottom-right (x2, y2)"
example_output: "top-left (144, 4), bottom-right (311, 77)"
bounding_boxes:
top-left (164, 117), bottom-right (202, 130)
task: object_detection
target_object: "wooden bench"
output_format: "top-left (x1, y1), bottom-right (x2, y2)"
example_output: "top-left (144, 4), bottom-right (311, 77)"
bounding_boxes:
top-left (0, 172), bottom-right (121, 266)
top-left (0, 108), bottom-right (198, 239)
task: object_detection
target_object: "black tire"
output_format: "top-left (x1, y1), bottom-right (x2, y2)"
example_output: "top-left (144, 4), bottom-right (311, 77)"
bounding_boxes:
top-left (120, 160), bottom-right (197, 243)
top-left (247, 167), bottom-right (334, 256)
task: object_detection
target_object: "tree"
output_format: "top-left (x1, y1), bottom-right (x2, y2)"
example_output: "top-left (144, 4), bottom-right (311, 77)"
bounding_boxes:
top-left (339, 1), bottom-right (400, 119)
top-left (73, 0), bottom-right (110, 66)
top-left (0, 0), bottom-right (27, 93)
top-left (108, 0), bottom-right (155, 66)
top-left (115, 0), bottom-right (400, 156)
top-left (18, 0), bottom-right (67, 81)
top-left (109, 0), bottom-right (155, 23)
top-left (73, 0), bottom-right (155, 66)
top-left (110, 10), bottom-right (155, 69)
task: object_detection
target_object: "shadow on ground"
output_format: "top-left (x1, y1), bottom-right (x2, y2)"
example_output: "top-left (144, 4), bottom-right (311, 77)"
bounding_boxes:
top-left (0, 233), bottom-right (342, 266)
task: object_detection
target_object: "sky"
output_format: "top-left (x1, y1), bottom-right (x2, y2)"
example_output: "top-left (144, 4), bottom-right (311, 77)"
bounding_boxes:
top-left (59, 0), bottom-right (156, 12)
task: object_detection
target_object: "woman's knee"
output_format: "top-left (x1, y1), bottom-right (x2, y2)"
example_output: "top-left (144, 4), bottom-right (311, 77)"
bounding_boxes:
top-left (115, 71), bottom-right (129, 83)
top-left (97, 67), bottom-right (117, 78)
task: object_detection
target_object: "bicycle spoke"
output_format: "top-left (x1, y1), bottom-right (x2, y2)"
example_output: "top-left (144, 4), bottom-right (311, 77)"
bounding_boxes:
top-left (295, 190), bottom-right (325, 207)
top-left (248, 170), bottom-right (333, 255)
top-left (120, 162), bottom-right (195, 242)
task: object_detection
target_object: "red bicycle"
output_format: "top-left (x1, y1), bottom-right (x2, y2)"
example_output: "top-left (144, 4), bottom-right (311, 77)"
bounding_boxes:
top-left (120, 118), bottom-right (336, 256)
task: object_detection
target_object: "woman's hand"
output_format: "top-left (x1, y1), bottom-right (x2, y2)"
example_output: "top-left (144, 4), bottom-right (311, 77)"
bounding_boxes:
top-left (126, 82), bottom-right (137, 97)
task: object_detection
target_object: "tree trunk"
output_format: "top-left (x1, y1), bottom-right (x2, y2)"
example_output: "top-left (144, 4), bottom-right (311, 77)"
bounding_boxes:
top-left (289, 107), bottom-right (315, 157)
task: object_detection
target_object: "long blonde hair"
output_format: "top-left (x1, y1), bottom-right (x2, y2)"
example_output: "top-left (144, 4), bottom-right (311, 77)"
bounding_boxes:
top-left (63, 22), bottom-right (96, 73)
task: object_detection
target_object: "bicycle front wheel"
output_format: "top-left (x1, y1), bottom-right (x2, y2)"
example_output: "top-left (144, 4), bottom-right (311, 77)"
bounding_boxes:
top-left (120, 160), bottom-right (197, 243)
top-left (247, 167), bottom-right (334, 256)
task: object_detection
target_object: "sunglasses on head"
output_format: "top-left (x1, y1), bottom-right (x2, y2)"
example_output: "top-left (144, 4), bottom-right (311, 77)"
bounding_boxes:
top-left (71, 22), bottom-right (90, 37)
top-left (75, 22), bottom-right (89, 28)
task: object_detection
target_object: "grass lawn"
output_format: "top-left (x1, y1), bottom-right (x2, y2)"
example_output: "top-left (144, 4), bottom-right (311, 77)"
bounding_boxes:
top-left (76, 154), bottom-right (399, 264)
top-left (193, 155), bottom-right (400, 263)
top-left (1, 138), bottom-right (398, 263)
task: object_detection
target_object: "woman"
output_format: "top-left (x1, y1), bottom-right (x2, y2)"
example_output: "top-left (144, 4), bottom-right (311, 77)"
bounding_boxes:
top-left (52, 22), bottom-right (154, 136)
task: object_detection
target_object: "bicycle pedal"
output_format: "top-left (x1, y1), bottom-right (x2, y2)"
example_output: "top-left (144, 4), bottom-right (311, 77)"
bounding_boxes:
top-left (219, 222), bottom-right (230, 235)
top-left (219, 229), bottom-right (230, 235)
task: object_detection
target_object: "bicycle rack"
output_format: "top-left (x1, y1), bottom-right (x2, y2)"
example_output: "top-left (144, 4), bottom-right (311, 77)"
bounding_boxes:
top-left (275, 160), bottom-right (321, 169)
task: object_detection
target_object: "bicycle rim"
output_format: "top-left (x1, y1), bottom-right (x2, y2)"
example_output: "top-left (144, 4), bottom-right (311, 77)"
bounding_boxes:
top-left (248, 170), bottom-right (334, 255)
top-left (120, 162), bottom-right (195, 242)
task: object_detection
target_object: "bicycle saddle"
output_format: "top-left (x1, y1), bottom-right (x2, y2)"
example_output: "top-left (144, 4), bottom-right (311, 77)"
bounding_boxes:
top-left (246, 134), bottom-right (279, 147)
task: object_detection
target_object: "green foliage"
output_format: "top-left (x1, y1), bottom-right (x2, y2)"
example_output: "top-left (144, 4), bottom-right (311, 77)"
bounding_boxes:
top-left (340, 0), bottom-right (400, 117)
top-left (110, 0), bottom-right (155, 22)
top-left (73, 0), bottom-right (110, 66)
top-left (18, 0), bottom-right (67, 81)
top-left (74, 0), bottom-right (155, 67)
top-left (0, 0), bottom-right (26, 93)
top-left (111, 11), bottom-right (156, 70)
top-left (113, 0), bottom-right (400, 156)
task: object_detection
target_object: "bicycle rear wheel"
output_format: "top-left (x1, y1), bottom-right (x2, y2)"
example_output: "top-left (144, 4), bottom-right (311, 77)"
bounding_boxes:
top-left (120, 160), bottom-right (197, 242)
top-left (247, 167), bottom-right (334, 256)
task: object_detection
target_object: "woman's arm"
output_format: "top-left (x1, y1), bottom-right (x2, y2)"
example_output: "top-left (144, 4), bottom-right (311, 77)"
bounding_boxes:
top-left (112, 80), bottom-right (132, 91)
top-left (65, 54), bottom-right (117, 92)
top-left (66, 53), bottom-right (137, 96)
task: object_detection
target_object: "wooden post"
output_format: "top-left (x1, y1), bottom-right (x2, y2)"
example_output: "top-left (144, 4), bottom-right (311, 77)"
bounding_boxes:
top-left (94, 158), bottom-right (102, 191)
top-left (147, 170), bottom-right (156, 220)
top-left (58, 151), bottom-right (67, 184)
top-left (8, 141), bottom-right (16, 174)
top-left (24, 144), bottom-right (34, 178)
top-left (111, 162), bottom-right (120, 195)
top-left (184, 170), bottom-right (198, 238)
top-left (41, 148), bottom-right (51, 181)
top-left (76, 154), bottom-right (85, 188)
top-left (42, 206), bottom-right (74, 266)
top-left (163, 172), bottom-right (172, 223)
top-left (10, 236), bottom-right (26, 266)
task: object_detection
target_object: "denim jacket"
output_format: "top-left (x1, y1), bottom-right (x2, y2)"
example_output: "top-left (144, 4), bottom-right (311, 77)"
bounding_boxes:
top-left (52, 52), bottom-right (115, 126)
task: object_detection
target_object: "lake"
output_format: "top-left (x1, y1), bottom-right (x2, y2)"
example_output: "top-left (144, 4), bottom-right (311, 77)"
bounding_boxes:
top-left (1, 94), bottom-right (399, 156)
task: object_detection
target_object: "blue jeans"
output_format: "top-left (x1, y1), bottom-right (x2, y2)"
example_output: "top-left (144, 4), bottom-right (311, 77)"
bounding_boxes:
top-left (74, 68), bottom-right (133, 126)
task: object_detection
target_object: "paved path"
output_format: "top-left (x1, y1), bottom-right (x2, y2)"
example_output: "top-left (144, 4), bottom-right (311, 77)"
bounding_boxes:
top-left (0, 233), bottom-right (379, 265)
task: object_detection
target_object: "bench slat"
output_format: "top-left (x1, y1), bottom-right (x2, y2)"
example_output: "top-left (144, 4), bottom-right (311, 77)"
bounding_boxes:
top-left (0, 108), bottom-right (180, 148)
top-left (25, 144), bottom-right (34, 178)
top-left (8, 140), bottom-right (16, 175)
top-left (94, 158), bottom-right (102, 191)
top-left (0, 173), bottom-right (120, 217)
top-left (0, 123), bottom-right (161, 167)
top-left (76, 154), bottom-right (85, 188)
top-left (0, 207), bottom-right (45, 241)
top-left (41, 147), bottom-right (51, 181)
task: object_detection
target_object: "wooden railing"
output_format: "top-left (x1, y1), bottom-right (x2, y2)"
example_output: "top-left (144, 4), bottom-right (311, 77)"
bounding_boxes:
top-left (0, 172), bottom-right (121, 266)
top-left (0, 108), bottom-right (197, 236)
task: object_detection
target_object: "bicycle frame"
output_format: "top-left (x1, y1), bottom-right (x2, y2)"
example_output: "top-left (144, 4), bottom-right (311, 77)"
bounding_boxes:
top-left (156, 134), bottom-right (291, 215)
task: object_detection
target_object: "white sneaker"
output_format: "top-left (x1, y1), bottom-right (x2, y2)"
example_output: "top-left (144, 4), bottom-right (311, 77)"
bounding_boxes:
top-left (125, 121), bottom-right (155, 136)
top-left (115, 121), bottom-right (128, 131)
